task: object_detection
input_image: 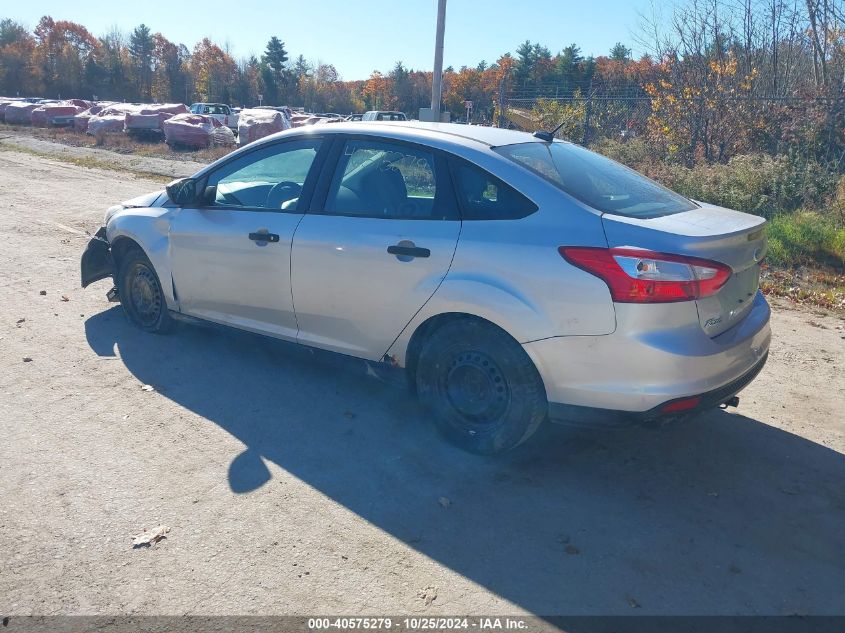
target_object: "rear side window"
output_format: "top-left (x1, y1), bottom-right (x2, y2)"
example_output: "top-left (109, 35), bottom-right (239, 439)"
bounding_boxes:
top-left (496, 142), bottom-right (696, 218)
top-left (450, 160), bottom-right (537, 220)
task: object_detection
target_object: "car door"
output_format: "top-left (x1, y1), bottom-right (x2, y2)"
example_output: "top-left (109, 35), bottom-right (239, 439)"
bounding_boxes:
top-left (291, 136), bottom-right (462, 360)
top-left (169, 137), bottom-right (326, 340)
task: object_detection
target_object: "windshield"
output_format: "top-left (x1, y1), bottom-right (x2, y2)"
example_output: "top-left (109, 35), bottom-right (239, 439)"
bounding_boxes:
top-left (495, 142), bottom-right (696, 218)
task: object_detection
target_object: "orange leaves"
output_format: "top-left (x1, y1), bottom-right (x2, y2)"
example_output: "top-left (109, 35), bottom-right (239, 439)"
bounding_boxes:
top-left (708, 56), bottom-right (738, 77)
top-left (642, 51), bottom-right (762, 164)
top-left (188, 38), bottom-right (237, 102)
top-left (443, 66), bottom-right (485, 114)
top-left (30, 17), bottom-right (99, 96)
top-left (362, 70), bottom-right (389, 109)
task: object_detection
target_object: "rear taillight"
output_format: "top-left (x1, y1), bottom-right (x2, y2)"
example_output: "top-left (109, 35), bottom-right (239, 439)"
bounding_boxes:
top-left (559, 247), bottom-right (732, 303)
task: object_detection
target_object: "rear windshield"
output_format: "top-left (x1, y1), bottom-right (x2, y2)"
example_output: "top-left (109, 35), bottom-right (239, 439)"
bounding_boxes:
top-left (495, 142), bottom-right (696, 218)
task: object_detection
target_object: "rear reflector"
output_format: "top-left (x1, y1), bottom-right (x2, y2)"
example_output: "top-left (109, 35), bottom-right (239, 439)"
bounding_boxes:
top-left (559, 247), bottom-right (732, 303)
top-left (661, 396), bottom-right (701, 414)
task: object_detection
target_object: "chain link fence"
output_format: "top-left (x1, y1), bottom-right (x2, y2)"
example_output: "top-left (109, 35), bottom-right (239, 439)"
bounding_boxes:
top-left (506, 95), bottom-right (651, 147)
top-left (502, 89), bottom-right (843, 171)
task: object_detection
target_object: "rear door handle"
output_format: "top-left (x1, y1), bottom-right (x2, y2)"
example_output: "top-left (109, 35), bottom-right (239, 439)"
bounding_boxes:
top-left (249, 232), bottom-right (280, 243)
top-left (387, 244), bottom-right (430, 258)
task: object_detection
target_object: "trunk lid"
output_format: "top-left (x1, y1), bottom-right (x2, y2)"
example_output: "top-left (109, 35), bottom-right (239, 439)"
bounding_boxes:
top-left (601, 203), bottom-right (767, 337)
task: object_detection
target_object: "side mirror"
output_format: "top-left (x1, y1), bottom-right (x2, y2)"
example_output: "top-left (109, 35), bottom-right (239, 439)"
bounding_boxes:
top-left (203, 185), bottom-right (217, 204)
top-left (166, 177), bottom-right (199, 206)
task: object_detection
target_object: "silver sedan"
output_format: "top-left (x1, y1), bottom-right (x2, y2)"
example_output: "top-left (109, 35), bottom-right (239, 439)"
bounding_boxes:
top-left (82, 122), bottom-right (771, 454)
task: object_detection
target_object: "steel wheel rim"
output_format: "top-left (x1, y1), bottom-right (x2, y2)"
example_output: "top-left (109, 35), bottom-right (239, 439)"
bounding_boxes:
top-left (444, 351), bottom-right (510, 425)
top-left (130, 264), bottom-right (162, 327)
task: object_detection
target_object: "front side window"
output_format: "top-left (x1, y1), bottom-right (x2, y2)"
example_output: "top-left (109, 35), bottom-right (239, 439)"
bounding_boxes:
top-left (496, 141), bottom-right (697, 218)
top-left (206, 138), bottom-right (322, 210)
top-left (324, 139), bottom-right (453, 219)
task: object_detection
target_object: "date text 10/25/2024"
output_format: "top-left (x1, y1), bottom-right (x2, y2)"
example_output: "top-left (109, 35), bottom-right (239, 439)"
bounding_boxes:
top-left (307, 617), bottom-right (530, 631)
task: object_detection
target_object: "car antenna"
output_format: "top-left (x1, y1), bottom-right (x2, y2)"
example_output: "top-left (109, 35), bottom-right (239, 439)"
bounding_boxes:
top-left (533, 119), bottom-right (567, 142)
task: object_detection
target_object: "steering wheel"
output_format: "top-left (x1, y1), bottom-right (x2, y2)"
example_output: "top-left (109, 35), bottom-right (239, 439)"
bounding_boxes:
top-left (265, 181), bottom-right (303, 209)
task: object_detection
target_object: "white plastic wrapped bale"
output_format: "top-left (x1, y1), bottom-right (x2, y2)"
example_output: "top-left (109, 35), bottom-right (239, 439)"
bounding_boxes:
top-left (31, 102), bottom-right (84, 127)
top-left (163, 113), bottom-right (217, 148)
top-left (290, 113), bottom-right (321, 128)
top-left (163, 113), bottom-right (234, 149)
top-left (210, 124), bottom-right (236, 148)
top-left (0, 98), bottom-right (23, 122)
top-left (87, 104), bottom-right (140, 135)
top-left (237, 108), bottom-right (290, 146)
top-left (125, 103), bottom-right (189, 133)
top-left (4, 102), bottom-right (39, 125)
top-left (74, 103), bottom-right (114, 132)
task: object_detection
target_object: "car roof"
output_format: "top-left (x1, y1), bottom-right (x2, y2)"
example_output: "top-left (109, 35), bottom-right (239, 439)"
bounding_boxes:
top-left (195, 121), bottom-right (555, 182)
top-left (290, 121), bottom-right (544, 148)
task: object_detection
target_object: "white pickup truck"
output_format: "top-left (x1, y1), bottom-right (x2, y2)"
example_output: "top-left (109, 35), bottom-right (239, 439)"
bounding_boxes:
top-left (189, 103), bottom-right (238, 130)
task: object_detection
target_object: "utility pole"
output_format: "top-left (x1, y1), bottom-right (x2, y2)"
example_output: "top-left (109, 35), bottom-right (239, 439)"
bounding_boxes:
top-left (496, 76), bottom-right (506, 128)
top-left (430, 0), bottom-right (447, 120)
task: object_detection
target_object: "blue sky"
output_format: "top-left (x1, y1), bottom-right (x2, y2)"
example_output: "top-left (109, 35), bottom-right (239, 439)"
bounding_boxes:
top-left (6, 0), bottom-right (654, 80)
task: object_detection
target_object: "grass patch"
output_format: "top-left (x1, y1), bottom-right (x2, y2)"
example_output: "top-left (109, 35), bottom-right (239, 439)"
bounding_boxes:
top-left (766, 212), bottom-right (845, 268)
top-left (0, 144), bottom-right (172, 183)
top-left (0, 122), bottom-right (232, 164)
top-left (593, 138), bottom-right (839, 217)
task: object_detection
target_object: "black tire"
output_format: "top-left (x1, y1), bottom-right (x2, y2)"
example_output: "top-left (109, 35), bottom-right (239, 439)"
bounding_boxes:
top-left (117, 246), bottom-right (174, 334)
top-left (415, 319), bottom-right (547, 454)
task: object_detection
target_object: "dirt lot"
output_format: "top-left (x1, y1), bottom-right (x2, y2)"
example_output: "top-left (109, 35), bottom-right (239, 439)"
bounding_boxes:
top-left (1, 149), bottom-right (844, 617)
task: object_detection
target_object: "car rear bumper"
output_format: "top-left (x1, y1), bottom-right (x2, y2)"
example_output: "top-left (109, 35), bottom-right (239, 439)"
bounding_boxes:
top-left (547, 350), bottom-right (768, 426)
top-left (524, 291), bottom-right (771, 422)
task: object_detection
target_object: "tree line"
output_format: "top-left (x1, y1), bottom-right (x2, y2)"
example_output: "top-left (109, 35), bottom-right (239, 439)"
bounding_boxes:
top-left (1, 0), bottom-right (843, 167)
top-left (0, 14), bottom-right (608, 117)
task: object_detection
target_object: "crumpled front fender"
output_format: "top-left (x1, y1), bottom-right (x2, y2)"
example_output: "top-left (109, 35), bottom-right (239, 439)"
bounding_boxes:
top-left (80, 227), bottom-right (114, 288)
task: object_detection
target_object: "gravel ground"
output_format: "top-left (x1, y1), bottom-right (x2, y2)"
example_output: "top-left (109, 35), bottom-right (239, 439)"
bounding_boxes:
top-left (1, 149), bottom-right (844, 617)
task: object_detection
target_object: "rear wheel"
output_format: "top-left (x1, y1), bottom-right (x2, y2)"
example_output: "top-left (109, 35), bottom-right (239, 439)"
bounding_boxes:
top-left (415, 319), bottom-right (547, 454)
top-left (117, 246), bottom-right (174, 334)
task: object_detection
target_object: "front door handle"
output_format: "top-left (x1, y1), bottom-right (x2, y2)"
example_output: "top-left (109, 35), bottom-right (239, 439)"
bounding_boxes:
top-left (387, 243), bottom-right (430, 258)
top-left (249, 232), bottom-right (280, 243)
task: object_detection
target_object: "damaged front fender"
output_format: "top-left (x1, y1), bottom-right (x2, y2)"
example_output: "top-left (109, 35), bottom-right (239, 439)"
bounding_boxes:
top-left (81, 227), bottom-right (115, 288)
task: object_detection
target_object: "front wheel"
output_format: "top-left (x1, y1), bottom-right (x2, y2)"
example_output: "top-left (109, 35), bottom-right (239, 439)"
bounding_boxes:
top-left (415, 319), bottom-right (547, 455)
top-left (117, 246), bottom-right (174, 334)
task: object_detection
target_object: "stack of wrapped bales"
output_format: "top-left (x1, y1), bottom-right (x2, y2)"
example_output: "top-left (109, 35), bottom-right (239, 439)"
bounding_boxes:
top-left (31, 102), bottom-right (85, 127)
top-left (73, 104), bottom-right (113, 132)
top-left (125, 103), bottom-right (188, 134)
top-left (290, 113), bottom-right (321, 127)
top-left (237, 108), bottom-right (290, 146)
top-left (4, 101), bottom-right (38, 125)
top-left (0, 98), bottom-right (23, 122)
top-left (87, 104), bottom-right (140, 135)
top-left (163, 113), bottom-right (235, 148)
